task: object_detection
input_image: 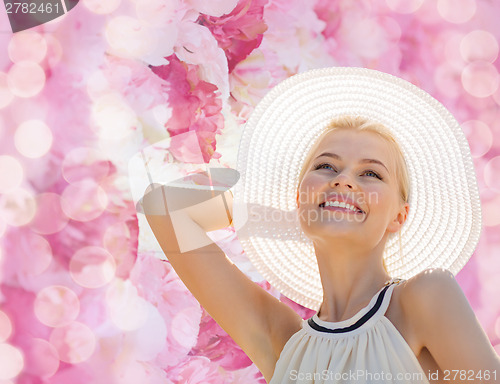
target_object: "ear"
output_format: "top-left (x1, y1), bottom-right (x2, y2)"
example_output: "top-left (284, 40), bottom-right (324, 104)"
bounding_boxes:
top-left (387, 202), bottom-right (409, 233)
top-left (296, 189), bottom-right (300, 208)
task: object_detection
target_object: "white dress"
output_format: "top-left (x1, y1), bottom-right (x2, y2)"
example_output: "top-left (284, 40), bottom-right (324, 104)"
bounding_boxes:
top-left (269, 279), bottom-right (431, 383)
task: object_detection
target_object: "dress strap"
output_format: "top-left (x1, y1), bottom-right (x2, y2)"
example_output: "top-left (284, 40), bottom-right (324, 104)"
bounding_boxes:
top-left (376, 278), bottom-right (404, 318)
top-left (307, 278), bottom-right (405, 334)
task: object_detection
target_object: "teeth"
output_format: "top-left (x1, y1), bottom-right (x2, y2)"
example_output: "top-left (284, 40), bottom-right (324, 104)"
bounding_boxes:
top-left (322, 200), bottom-right (361, 213)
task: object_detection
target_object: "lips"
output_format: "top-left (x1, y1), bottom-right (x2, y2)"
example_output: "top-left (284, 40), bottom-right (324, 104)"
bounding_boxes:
top-left (318, 195), bottom-right (365, 214)
top-left (320, 203), bottom-right (363, 214)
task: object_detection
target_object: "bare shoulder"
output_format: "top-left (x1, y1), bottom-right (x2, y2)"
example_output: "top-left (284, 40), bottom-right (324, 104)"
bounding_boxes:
top-left (396, 268), bottom-right (500, 373)
top-left (404, 267), bottom-right (455, 290)
top-left (400, 267), bottom-right (457, 304)
top-left (392, 268), bottom-right (459, 348)
top-left (397, 267), bottom-right (460, 322)
top-left (403, 268), bottom-right (471, 320)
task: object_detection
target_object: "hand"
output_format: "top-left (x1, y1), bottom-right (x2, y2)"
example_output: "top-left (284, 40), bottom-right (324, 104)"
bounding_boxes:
top-left (138, 168), bottom-right (236, 232)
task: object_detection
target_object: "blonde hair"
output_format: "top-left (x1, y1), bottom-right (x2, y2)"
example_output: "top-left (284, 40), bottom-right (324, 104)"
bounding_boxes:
top-left (296, 116), bottom-right (410, 274)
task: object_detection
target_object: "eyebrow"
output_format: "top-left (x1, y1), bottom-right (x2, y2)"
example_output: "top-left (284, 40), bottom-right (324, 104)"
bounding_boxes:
top-left (314, 152), bottom-right (389, 173)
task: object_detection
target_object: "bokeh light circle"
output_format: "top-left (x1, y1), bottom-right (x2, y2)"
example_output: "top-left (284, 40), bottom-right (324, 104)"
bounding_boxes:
top-left (434, 63), bottom-right (462, 98)
top-left (105, 16), bottom-right (157, 59)
top-left (86, 70), bottom-right (110, 100)
top-left (8, 32), bottom-right (47, 63)
top-left (10, 98), bottom-right (48, 125)
top-left (31, 193), bottom-right (69, 235)
top-left (70, 246), bottom-right (116, 288)
top-left (135, 0), bottom-right (179, 25)
top-left (460, 30), bottom-right (499, 63)
top-left (0, 188), bottom-right (37, 227)
top-left (92, 93), bottom-right (140, 140)
top-left (61, 179), bottom-right (108, 222)
top-left (103, 221), bottom-right (132, 266)
top-left (0, 72), bottom-right (14, 109)
top-left (385, 0), bottom-right (424, 13)
top-left (0, 217), bottom-right (5, 237)
top-left (106, 279), bottom-right (149, 331)
top-left (49, 322), bottom-right (96, 364)
top-left (341, 18), bottom-right (388, 60)
top-left (484, 156), bottom-right (500, 193)
top-left (461, 120), bottom-right (492, 158)
top-left (0, 343), bottom-right (24, 379)
top-left (23, 338), bottom-right (59, 378)
top-left (482, 193), bottom-right (500, 227)
top-left (437, 0), bottom-right (476, 24)
top-left (442, 31), bottom-right (466, 66)
top-left (15, 120), bottom-right (53, 159)
top-left (126, 304), bottom-right (167, 361)
top-left (34, 285), bottom-right (80, 327)
top-left (0, 156), bottom-right (23, 193)
top-left (467, 92), bottom-right (496, 111)
top-left (0, 311), bottom-right (12, 342)
top-left (7, 61), bottom-right (46, 98)
top-left (493, 86), bottom-right (500, 107)
top-left (461, 61), bottom-right (499, 98)
top-left (20, 233), bottom-right (52, 276)
top-left (62, 147), bottom-right (110, 184)
top-left (83, 0), bottom-right (121, 14)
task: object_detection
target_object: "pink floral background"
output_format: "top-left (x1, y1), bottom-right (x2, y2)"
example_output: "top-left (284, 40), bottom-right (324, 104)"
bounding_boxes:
top-left (0, 0), bottom-right (500, 382)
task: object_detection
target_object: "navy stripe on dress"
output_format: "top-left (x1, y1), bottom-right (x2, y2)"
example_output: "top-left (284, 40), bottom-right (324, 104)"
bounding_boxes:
top-left (307, 284), bottom-right (391, 333)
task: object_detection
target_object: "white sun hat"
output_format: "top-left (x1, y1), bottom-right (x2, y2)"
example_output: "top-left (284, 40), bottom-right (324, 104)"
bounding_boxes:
top-left (232, 67), bottom-right (482, 310)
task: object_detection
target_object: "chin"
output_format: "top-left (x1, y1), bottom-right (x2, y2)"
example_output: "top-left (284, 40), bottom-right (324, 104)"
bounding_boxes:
top-left (301, 221), bottom-right (362, 242)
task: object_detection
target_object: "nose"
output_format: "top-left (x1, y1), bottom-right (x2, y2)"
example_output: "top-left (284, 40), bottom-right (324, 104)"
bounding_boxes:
top-left (329, 173), bottom-right (356, 190)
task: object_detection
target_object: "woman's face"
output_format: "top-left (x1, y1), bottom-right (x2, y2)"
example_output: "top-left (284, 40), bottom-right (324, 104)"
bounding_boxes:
top-left (296, 129), bottom-right (409, 246)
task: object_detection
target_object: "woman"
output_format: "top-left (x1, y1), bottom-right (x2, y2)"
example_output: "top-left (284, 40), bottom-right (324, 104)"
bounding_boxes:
top-left (141, 68), bottom-right (500, 383)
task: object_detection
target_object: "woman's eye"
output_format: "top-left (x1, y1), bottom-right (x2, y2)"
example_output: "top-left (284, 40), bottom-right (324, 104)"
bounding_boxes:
top-left (364, 170), bottom-right (382, 179)
top-left (314, 163), bottom-right (335, 171)
top-left (314, 163), bottom-right (382, 180)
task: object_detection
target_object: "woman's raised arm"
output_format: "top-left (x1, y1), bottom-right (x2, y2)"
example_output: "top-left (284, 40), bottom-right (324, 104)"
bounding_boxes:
top-left (139, 179), bottom-right (302, 381)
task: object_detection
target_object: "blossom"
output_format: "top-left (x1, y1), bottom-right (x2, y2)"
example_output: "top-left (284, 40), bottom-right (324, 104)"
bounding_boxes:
top-left (151, 55), bottom-right (224, 163)
top-left (106, 0), bottom-right (188, 66)
top-left (198, 0), bottom-right (268, 72)
top-left (174, 21), bottom-right (230, 100)
top-left (228, 49), bottom-right (276, 120)
top-left (190, 307), bottom-right (253, 370)
top-left (186, 0), bottom-right (238, 17)
top-left (258, 0), bottom-right (333, 74)
top-left (129, 254), bottom-right (202, 367)
top-left (94, 55), bottom-right (171, 143)
top-left (166, 356), bottom-right (224, 383)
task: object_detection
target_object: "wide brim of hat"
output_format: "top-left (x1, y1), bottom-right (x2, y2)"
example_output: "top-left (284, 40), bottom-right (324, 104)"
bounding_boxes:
top-left (232, 67), bottom-right (482, 310)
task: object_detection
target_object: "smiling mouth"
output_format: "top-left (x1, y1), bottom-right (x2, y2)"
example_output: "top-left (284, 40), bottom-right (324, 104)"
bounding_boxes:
top-left (319, 201), bottom-right (365, 214)
top-left (320, 205), bottom-right (362, 214)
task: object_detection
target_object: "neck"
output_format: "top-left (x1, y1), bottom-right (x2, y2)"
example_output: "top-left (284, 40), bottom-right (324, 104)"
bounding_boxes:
top-left (313, 236), bottom-right (391, 323)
